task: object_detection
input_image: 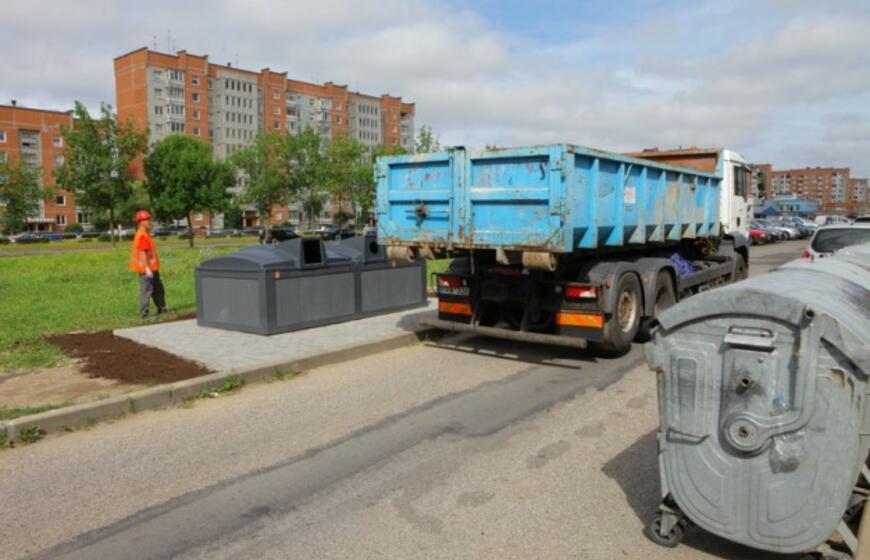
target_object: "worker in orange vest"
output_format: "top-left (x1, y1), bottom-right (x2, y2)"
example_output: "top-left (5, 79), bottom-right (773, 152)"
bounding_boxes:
top-left (129, 210), bottom-right (166, 318)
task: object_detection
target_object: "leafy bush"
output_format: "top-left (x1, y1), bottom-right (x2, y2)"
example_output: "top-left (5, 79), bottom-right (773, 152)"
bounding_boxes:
top-left (65, 223), bottom-right (84, 234)
top-left (97, 233), bottom-right (112, 242)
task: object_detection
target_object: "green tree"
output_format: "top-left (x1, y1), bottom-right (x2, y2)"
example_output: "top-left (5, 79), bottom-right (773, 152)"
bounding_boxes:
top-left (145, 134), bottom-right (234, 247)
top-left (415, 125), bottom-right (441, 153)
top-left (231, 132), bottom-right (293, 229)
top-left (0, 155), bottom-right (48, 235)
top-left (324, 135), bottom-right (370, 226)
top-left (223, 203), bottom-right (243, 229)
top-left (56, 101), bottom-right (148, 246)
top-left (287, 129), bottom-right (329, 230)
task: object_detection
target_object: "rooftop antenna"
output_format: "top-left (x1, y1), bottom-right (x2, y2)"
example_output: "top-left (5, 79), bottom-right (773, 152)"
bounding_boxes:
top-left (166, 29), bottom-right (171, 52)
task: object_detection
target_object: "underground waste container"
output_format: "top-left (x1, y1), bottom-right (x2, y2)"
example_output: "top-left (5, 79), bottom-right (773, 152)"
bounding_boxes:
top-left (196, 235), bottom-right (426, 335)
top-left (644, 245), bottom-right (870, 555)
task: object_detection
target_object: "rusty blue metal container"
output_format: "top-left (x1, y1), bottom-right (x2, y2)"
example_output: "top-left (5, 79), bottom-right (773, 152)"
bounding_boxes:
top-left (376, 145), bottom-right (722, 253)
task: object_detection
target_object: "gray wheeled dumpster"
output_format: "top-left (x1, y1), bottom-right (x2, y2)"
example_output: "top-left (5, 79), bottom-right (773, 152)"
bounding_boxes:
top-left (644, 245), bottom-right (870, 555)
top-left (196, 235), bottom-right (426, 335)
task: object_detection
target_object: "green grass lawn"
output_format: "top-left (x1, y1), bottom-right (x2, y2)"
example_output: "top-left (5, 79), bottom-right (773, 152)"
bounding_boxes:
top-left (0, 235), bottom-right (260, 254)
top-left (0, 245), bottom-right (239, 370)
top-left (1, 250), bottom-right (450, 371)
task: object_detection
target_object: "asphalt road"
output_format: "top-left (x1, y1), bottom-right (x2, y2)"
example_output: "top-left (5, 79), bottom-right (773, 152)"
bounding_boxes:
top-left (3, 241), bottom-right (807, 560)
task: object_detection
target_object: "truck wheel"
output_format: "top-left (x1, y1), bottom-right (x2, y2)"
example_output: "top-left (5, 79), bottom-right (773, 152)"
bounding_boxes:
top-left (732, 254), bottom-right (747, 283)
top-left (636, 271), bottom-right (676, 342)
top-left (596, 273), bottom-right (642, 354)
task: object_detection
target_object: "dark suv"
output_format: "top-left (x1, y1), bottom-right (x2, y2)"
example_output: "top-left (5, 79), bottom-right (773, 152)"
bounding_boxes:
top-left (259, 227), bottom-right (300, 244)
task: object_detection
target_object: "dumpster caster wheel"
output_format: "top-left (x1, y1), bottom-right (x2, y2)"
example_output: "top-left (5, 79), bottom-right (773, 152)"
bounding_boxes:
top-left (647, 513), bottom-right (684, 548)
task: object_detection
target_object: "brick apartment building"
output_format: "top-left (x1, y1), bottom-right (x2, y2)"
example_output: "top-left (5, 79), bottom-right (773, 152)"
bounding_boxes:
top-left (759, 165), bottom-right (870, 215)
top-left (749, 163), bottom-right (772, 199)
top-left (114, 47), bottom-right (416, 228)
top-left (0, 103), bottom-right (80, 232)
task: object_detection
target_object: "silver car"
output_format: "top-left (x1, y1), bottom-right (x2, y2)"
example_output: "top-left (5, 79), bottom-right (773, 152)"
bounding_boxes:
top-left (802, 223), bottom-right (870, 260)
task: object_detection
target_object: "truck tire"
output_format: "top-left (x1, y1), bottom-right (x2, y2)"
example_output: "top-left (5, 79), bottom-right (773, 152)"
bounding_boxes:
top-left (636, 271), bottom-right (676, 342)
top-left (596, 273), bottom-right (642, 354)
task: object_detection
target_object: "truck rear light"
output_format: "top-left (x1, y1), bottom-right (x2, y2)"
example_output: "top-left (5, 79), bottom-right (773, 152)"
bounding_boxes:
top-left (564, 284), bottom-right (599, 300)
top-left (438, 301), bottom-right (473, 316)
top-left (556, 311), bottom-right (604, 328)
top-left (436, 274), bottom-right (470, 296)
top-left (801, 250), bottom-right (811, 260)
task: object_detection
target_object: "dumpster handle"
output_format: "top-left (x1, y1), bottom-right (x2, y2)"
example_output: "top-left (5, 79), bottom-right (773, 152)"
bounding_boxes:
top-left (666, 425), bottom-right (710, 444)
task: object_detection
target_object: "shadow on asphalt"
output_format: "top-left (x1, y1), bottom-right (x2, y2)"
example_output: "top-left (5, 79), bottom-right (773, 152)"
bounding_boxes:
top-left (603, 429), bottom-right (802, 560)
top-left (422, 332), bottom-right (604, 370)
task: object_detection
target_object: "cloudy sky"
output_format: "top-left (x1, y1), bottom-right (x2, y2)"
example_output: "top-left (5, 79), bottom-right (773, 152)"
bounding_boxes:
top-left (3, 0), bottom-right (869, 176)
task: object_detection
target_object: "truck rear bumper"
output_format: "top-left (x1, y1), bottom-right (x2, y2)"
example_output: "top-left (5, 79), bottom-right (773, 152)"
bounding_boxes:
top-left (420, 317), bottom-right (588, 349)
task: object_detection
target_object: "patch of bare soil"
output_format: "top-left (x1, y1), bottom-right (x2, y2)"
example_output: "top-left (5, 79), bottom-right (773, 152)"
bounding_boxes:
top-left (0, 363), bottom-right (141, 409)
top-left (46, 331), bottom-right (212, 385)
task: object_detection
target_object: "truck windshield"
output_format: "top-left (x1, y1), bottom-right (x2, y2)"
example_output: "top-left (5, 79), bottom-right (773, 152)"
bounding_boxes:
top-left (811, 228), bottom-right (870, 253)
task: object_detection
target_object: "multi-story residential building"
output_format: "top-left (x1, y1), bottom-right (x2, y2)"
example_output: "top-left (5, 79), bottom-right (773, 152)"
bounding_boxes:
top-left (748, 163), bottom-right (772, 199)
top-left (769, 166), bottom-right (851, 211)
top-left (114, 47), bottom-right (416, 228)
top-left (0, 102), bottom-right (79, 232)
top-left (848, 177), bottom-right (869, 214)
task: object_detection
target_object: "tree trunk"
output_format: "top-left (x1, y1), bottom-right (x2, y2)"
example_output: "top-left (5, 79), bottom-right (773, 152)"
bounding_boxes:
top-left (187, 212), bottom-right (194, 248)
top-left (351, 201), bottom-right (358, 230)
top-left (109, 207), bottom-right (116, 248)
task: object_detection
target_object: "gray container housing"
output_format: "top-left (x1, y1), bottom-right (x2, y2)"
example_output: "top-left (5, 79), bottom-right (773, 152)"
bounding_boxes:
top-left (196, 236), bottom-right (426, 335)
top-left (645, 245), bottom-right (870, 554)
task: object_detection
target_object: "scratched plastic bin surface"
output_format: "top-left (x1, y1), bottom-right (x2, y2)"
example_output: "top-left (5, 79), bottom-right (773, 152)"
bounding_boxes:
top-left (645, 245), bottom-right (870, 554)
top-left (375, 145), bottom-right (722, 252)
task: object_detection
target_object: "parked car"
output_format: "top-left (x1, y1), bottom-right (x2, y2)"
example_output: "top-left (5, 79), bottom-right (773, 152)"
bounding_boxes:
top-left (241, 227), bottom-right (261, 237)
top-left (750, 221), bottom-right (782, 242)
top-left (10, 232), bottom-right (46, 243)
top-left (854, 216), bottom-right (870, 223)
top-left (205, 228), bottom-right (230, 238)
top-left (748, 228), bottom-right (769, 245)
top-left (150, 228), bottom-right (172, 237)
top-left (802, 223), bottom-right (870, 260)
top-left (259, 227), bottom-right (300, 244)
top-left (320, 226), bottom-right (357, 241)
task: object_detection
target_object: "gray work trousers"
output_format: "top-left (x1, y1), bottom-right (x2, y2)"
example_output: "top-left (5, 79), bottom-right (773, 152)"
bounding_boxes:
top-left (139, 271), bottom-right (166, 317)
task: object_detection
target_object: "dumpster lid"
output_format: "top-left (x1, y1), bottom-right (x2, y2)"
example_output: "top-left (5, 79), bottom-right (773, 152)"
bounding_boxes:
top-left (199, 237), bottom-right (356, 272)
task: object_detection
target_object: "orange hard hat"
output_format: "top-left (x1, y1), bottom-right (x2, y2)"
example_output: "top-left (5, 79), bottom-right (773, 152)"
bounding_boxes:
top-left (135, 210), bottom-right (152, 222)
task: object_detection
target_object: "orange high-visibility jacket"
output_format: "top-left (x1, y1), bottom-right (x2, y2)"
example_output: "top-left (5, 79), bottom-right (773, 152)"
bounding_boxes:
top-left (129, 229), bottom-right (160, 273)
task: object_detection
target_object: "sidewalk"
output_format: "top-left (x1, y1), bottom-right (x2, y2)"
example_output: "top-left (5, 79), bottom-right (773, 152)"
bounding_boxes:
top-left (115, 301), bottom-right (436, 372)
top-left (1, 302), bottom-right (436, 442)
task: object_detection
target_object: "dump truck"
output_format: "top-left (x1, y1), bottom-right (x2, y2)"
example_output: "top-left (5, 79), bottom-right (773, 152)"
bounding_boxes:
top-left (375, 144), bottom-right (752, 353)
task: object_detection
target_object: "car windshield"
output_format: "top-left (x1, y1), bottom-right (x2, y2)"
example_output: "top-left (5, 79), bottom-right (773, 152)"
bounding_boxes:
top-left (811, 228), bottom-right (870, 253)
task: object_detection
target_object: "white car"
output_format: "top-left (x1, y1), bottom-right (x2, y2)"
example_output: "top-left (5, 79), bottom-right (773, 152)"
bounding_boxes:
top-left (802, 223), bottom-right (870, 260)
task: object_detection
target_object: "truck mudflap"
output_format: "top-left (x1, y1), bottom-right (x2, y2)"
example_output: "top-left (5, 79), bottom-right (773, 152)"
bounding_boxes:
top-left (419, 317), bottom-right (589, 349)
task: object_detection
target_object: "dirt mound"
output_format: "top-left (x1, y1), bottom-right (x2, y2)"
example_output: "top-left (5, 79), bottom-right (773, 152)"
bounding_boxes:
top-left (47, 331), bottom-right (212, 385)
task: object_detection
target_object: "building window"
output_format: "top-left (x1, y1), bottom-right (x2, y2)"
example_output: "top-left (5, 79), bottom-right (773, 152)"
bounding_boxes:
top-left (0, 130), bottom-right (5, 143)
top-left (169, 69), bottom-right (184, 81)
top-left (192, 76), bottom-right (200, 86)
top-left (55, 194), bottom-right (66, 206)
top-left (53, 155), bottom-right (65, 168)
top-left (337, 116), bottom-right (342, 125)
top-left (273, 121), bottom-right (280, 130)
top-left (153, 70), bottom-right (163, 79)
top-left (56, 215), bottom-right (67, 225)
top-left (194, 212), bottom-right (204, 221)
top-left (192, 110), bottom-right (200, 119)
top-left (170, 121), bottom-right (185, 132)
top-left (154, 106), bottom-right (163, 115)
top-left (275, 212), bottom-right (283, 221)
top-left (53, 136), bottom-right (63, 148)
top-left (273, 107), bottom-right (281, 116)
top-left (168, 86), bottom-right (184, 99)
top-left (154, 123), bottom-right (164, 133)
top-left (273, 90), bottom-right (280, 100)
top-left (192, 93), bottom-right (200, 103)
top-left (154, 88), bottom-right (163, 97)
top-left (76, 211), bottom-right (91, 224)
top-left (193, 127), bottom-right (201, 136)
top-left (169, 104), bottom-right (184, 116)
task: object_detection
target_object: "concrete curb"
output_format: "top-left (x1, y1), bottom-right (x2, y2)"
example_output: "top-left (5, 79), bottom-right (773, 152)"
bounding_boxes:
top-left (1, 329), bottom-right (430, 443)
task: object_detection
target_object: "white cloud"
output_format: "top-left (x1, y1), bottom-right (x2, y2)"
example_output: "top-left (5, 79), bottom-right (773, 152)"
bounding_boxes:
top-left (1, 0), bottom-right (868, 177)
